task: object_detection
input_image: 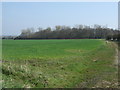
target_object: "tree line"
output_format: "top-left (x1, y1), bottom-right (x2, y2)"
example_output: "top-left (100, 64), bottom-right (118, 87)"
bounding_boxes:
top-left (13, 24), bottom-right (120, 41)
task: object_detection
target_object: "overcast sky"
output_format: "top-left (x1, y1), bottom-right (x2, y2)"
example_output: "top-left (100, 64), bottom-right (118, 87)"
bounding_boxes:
top-left (2, 2), bottom-right (118, 35)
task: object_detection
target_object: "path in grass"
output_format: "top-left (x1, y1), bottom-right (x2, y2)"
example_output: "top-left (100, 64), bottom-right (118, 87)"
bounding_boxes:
top-left (77, 41), bottom-right (119, 88)
top-left (2, 39), bottom-right (118, 88)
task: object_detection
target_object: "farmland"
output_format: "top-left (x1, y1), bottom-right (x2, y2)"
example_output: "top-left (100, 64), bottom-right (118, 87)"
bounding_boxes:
top-left (2, 39), bottom-right (118, 88)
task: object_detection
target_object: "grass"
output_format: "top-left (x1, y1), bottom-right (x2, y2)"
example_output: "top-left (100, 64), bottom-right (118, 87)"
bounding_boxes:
top-left (2, 39), bottom-right (118, 88)
top-left (2, 39), bottom-right (102, 60)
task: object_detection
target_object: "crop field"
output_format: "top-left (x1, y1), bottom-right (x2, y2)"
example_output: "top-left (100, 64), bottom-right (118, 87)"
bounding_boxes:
top-left (2, 39), bottom-right (118, 88)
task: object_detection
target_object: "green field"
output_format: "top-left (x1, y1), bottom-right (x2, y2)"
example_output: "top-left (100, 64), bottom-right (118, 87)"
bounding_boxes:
top-left (2, 39), bottom-right (118, 88)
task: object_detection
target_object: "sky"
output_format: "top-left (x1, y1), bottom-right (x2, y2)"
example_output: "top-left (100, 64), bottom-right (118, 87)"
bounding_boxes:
top-left (0, 2), bottom-right (2, 36)
top-left (2, 2), bottom-right (118, 35)
top-left (118, 1), bottom-right (120, 30)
